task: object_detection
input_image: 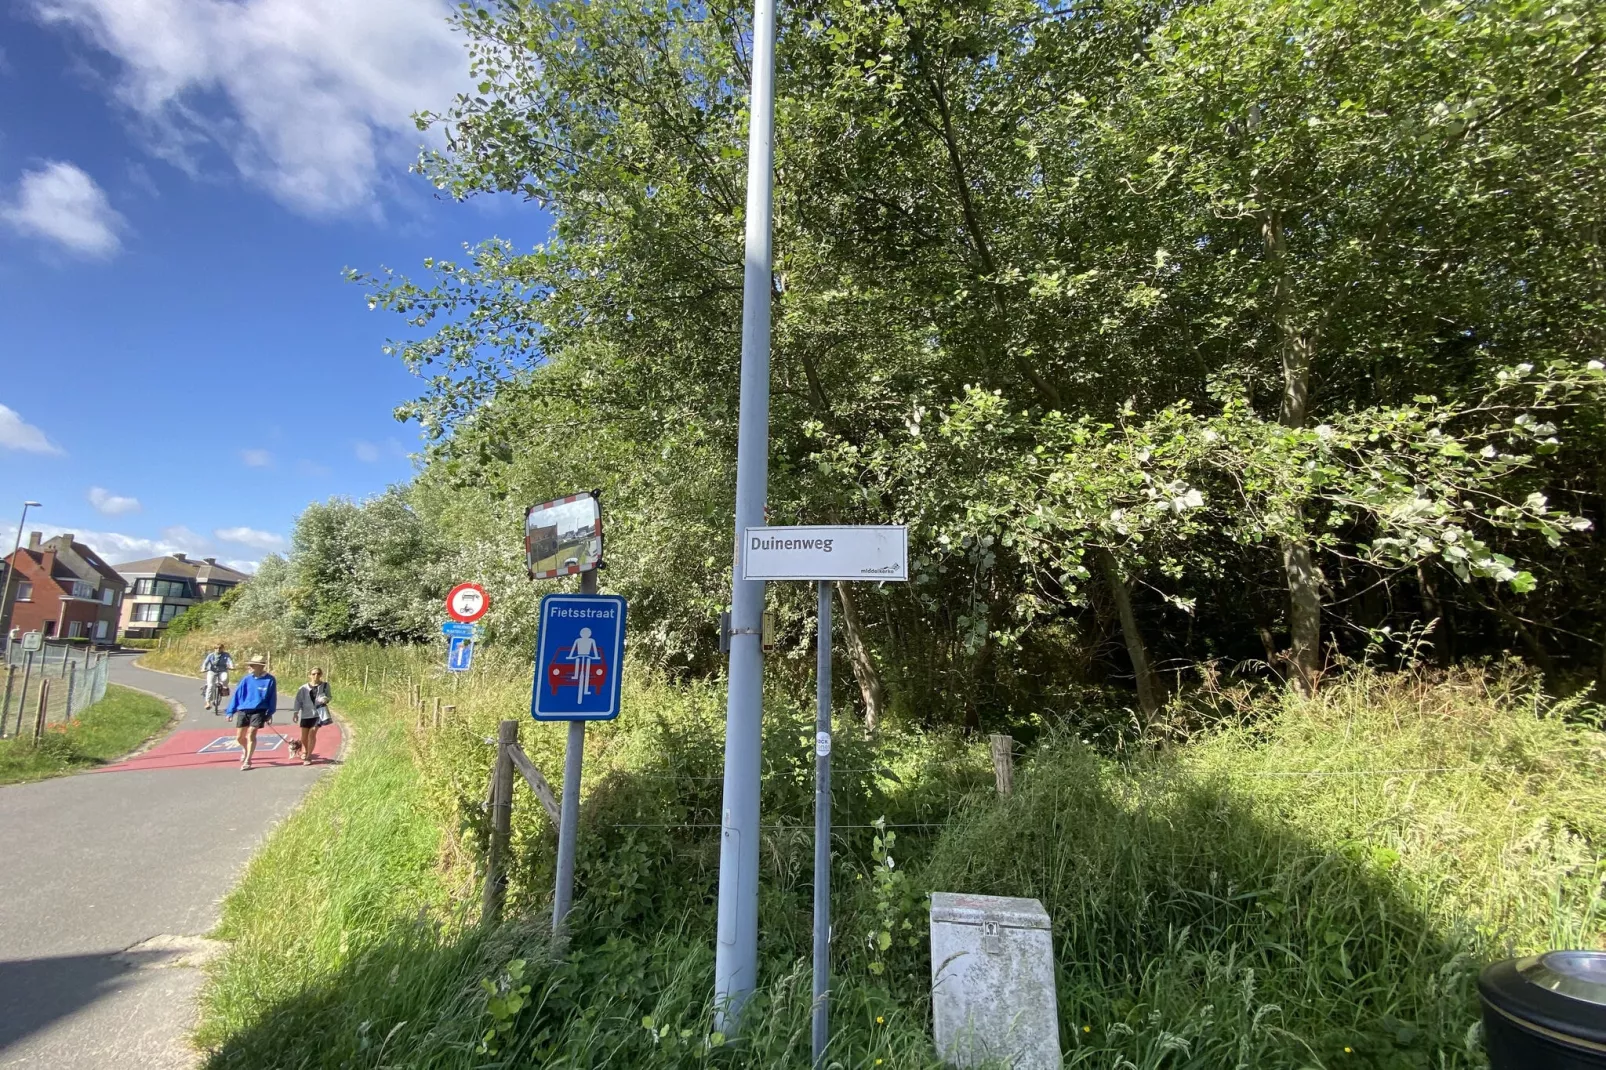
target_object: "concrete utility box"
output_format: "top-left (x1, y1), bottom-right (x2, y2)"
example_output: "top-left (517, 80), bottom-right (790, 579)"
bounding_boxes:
top-left (929, 892), bottom-right (1062, 1069)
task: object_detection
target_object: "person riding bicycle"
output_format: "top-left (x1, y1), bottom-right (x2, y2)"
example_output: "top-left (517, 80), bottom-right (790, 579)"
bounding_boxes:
top-left (201, 643), bottom-right (234, 713)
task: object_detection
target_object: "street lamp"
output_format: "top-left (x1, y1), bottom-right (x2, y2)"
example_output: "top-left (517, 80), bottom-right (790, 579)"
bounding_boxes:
top-left (1, 501), bottom-right (42, 647)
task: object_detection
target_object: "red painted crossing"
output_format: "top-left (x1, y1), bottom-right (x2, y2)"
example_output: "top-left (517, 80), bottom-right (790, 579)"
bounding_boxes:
top-left (95, 723), bottom-right (345, 773)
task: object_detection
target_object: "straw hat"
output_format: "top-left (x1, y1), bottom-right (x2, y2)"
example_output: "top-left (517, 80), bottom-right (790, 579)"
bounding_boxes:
top-left (246, 653), bottom-right (268, 666)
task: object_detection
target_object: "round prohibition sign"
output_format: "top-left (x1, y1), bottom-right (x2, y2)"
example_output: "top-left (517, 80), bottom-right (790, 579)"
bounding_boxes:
top-left (445, 582), bottom-right (490, 623)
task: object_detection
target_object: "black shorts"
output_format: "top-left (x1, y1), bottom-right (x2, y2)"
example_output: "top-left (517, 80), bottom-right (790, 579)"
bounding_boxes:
top-left (234, 710), bottom-right (271, 729)
top-left (298, 716), bottom-right (321, 729)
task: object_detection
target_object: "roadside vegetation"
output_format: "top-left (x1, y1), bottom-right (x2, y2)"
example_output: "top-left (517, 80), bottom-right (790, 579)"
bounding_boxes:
top-left (148, 634), bottom-right (1603, 1068)
top-left (0, 684), bottom-right (174, 785)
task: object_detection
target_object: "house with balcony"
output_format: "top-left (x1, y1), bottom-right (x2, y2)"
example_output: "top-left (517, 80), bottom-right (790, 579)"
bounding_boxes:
top-left (115, 554), bottom-right (249, 639)
top-left (1, 533), bottom-right (127, 643)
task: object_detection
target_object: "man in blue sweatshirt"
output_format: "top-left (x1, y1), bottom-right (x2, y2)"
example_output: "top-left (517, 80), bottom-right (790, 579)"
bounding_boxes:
top-left (225, 654), bottom-right (277, 771)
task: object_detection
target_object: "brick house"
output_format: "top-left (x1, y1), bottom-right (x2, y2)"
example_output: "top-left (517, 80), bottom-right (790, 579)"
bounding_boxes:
top-left (115, 553), bottom-right (249, 639)
top-left (1, 533), bottom-right (127, 643)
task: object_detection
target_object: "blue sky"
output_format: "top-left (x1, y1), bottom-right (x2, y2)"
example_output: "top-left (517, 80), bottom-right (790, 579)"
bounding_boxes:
top-left (0, 0), bottom-right (544, 571)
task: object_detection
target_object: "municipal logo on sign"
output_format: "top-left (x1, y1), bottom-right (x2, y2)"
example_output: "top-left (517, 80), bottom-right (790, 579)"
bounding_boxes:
top-left (446, 582), bottom-right (490, 623)
top-left (531, 593), bottom-right (627, 722)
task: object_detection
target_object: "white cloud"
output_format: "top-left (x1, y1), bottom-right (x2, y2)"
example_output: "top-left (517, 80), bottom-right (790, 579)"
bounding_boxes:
top-left (215, 525), bottom-right (286, 551)
top-left (33, 0), bottom-right (466, 216)
top-left (222, 559), bottom-right (260, 575)
top-left (354, 440), bottom-right (381, 462)
top-left (0, 403), bottom-right (64, 454)
top-left (241, 448), bottom-right (272, 467)
top-left (2, 161), bottom-right (126, 258)
top-left (87, 486), bottom-right (142, 516)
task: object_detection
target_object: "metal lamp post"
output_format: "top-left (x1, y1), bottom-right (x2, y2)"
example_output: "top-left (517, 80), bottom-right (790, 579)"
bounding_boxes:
top-left (0, 501), bottom-right (41, 649)
top-left (712, 0), bottom-right (779, 1033)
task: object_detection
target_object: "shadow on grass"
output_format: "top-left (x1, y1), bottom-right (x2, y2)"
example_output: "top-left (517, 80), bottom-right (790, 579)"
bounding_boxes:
top-left (199, 745), bottom-right (1487, 1070)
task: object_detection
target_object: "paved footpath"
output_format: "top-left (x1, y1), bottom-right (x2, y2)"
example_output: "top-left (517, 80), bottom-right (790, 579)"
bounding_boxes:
top-left (0, 654), bottom-right (343, 1069)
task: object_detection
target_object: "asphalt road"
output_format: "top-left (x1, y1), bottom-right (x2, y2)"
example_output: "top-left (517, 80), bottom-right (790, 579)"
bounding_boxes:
top-left (0, 654), bottom-right (334, 1069)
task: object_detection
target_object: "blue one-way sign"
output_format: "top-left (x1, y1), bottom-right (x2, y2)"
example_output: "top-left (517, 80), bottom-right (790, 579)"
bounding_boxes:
top-left (531, 593), bottom-right (627, 721)
top-left (447, 636), bottom-right (475, 673)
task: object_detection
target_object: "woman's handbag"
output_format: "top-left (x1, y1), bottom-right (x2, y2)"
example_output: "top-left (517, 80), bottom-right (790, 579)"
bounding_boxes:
top-left (316, 706), bottom-right (332, 726)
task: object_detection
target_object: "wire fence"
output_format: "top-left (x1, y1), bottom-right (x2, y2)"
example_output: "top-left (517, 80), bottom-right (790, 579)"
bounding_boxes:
top-left (0, 643), bottom-right (111, 740)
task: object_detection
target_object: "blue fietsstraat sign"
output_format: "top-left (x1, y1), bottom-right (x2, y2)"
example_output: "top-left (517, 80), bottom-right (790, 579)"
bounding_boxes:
top-left (447, 636), bottom-right (475, 673)
top-left (531, 593), bottom-right (627, 721)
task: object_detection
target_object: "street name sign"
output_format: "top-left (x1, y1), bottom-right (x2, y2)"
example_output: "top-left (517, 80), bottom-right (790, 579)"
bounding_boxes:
top-left (441, 621), bottom-right (485, 639)
top-left (531, 593), bottom-right (627, 722)
top-left (445, 582), bottom-right (490, 623)
top-left (740, 525), bottom-right (909, 582)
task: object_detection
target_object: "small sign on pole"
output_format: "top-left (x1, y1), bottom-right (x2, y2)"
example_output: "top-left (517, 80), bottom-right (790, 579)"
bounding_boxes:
top-left (531, 593), bottom-right (627, 722)
top-left (441, 621), bottom-right (485, 639)
top-left (740, 525), bottom-right (907, 582)
top-left (740, 523), bottom-right (909, 1067)
top-left (445, 583), bottom-right (490, 623)
top-left (446, 636), bottom-right (475, 673)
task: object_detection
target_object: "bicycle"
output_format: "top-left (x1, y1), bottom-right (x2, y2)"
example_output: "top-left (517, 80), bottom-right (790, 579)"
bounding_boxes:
top-left (203, 670), bottom-right (230, 713)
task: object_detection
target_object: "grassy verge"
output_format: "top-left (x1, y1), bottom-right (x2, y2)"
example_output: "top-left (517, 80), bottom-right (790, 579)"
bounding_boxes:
top-left (145, 634), bottom-right (1605, 1068)
top-left (0, 684), bottom-right (174, 785)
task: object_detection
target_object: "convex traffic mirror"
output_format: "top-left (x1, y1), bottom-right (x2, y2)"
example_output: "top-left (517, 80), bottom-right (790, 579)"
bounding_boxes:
top-left (525, 492), bottom-right (602, 579)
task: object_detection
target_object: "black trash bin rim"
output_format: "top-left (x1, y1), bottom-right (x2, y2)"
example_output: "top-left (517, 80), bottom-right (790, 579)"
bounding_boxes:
top-left (1479, 952), bottom-right (1606, 1055)
top-left (1517, 952), bottom-right (1606, 1007)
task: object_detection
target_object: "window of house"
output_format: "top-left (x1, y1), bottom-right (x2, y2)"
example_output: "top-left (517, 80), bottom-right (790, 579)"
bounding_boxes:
top-left (161, 603), bottom-right (184, 622)
top-left (100, 588), bottom-right (114, 605)
top-left (95, 620), bottom-right (109, 640)
top-left (71, 582), bottom-right (94, 599)
top-left (133, 603), bottom-right (162, 622)
top-left (43, 621), bottom-right (56, 637)
top-left (132, 578), bottom-right (187, 596)
top-left (17, 582), bottom-right (32, 602)
top-left (69, 621), bottom-right (83, 638)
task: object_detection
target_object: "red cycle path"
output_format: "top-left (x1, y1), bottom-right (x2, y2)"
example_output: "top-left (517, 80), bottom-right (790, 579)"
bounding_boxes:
top-left (96, 723), bottom-right (345, 773)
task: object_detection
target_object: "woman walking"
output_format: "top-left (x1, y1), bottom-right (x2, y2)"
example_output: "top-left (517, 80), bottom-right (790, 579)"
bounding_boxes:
top-left (292, 667), bottom-right (332, 765)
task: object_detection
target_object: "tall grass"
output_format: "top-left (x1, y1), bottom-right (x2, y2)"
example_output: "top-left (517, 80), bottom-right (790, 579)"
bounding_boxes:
top-left (146, 635), bottom-right (1605, 1068)
top-left (0, 684), bottom-right (173, 785)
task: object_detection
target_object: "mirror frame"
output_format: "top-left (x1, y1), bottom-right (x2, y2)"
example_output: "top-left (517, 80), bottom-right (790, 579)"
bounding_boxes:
top-left (525, 491), bottom-right (603, 579)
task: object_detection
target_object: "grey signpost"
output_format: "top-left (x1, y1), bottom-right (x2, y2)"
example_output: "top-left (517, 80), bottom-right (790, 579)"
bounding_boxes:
top-left (524, 492), bottom-right (613, 938)
top-left (713, 0), bottom-right (779, 1029)
top-left (741, 525), bottom-right (908, 1066)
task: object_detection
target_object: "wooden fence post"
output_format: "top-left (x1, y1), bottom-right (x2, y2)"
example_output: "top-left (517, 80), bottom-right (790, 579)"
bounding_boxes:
top-left (363, 665), bottom-right (370, 691)
top-left (482, 719), bottom-right (519, 923)
top-left (2, 665), bottom-right (15, 737)
top-left (990, 734), bottom-right (1014, 798)
top-left (32, 680), bottom-right (50, 745)
top-left (433, 696), bottom-right (442, 729)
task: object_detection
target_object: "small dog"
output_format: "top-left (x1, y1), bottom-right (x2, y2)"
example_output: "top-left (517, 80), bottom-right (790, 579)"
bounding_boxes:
top-left (287, 739), bottom-right (303, 759)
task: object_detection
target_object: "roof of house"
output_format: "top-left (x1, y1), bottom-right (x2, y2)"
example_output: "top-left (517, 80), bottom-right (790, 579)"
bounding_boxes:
top-left (115, 553), bottom-right (249, 585)
top-left (11, 534), bottom-right (128, 590)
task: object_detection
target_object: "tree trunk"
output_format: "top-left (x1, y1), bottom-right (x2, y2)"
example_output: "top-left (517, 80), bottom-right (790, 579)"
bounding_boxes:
top-left (1264, 207), bottom-right (1324, 694)
top-left (1282, 532), bottom-right (1323, 694)
top-left (1416, 564), bottom-right (1453, 667)
top-left (1094, 549), bottom-right (1163, 721)
top-left (834, 583), bottom-right (885, 731)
